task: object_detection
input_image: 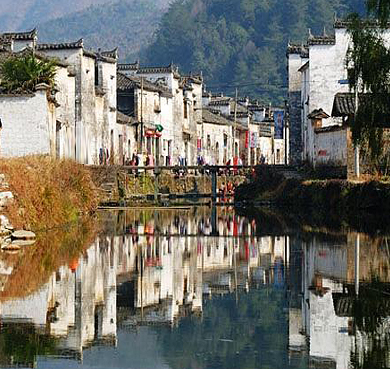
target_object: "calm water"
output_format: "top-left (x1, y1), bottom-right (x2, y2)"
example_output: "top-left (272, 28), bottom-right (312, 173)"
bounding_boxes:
top-left (0, 207), bottom-right (389, 369)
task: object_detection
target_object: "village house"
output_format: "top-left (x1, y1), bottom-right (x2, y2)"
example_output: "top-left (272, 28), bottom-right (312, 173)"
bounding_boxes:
top-left (199, 108), bottom-right (233, 165)
top-left (118, 63), bottom-right (203, 166)
top-left (286, 20), bottom-right (390, 177)
top-left (0, 29), bottom-right (123, 165)
top-left (0, 29), bottom-right (287, 169)
top-left (116, 71), bottom-right (173, 165)
top-left (37, 40), bottom-right (119, 165)
top-left (0, 30), bottom-right (73, 158)
top-left (202, 92), bottom-right (286, 165)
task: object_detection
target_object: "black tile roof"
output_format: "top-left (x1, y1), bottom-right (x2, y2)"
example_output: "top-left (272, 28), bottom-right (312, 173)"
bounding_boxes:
top-left (101, 48), bottom-right (118, 60)
top-left (308, 35), bottom-right (336, 45)
top-left (138, 64), bottom-right (180, 78)
top-left (332, 93), bottom-right (355, 117)
top-left (118, 63), bottom-right (181, 78)
top-left (308, 108), bottom-right (330, 119)
top-left (287, 43), bottom-right (309, 58)
top-left (118, 61), bottom-right (139, 71)
top-left (208, 98), bottom-right (231, 106)
top-left (202, 108), bottom-right (233, 126)
top-left (117, 72), bottom-right (172, 97)
top-left (37, 39), bottom-right (84, 50)
top-left (0, 29), bottom-right (37, 41)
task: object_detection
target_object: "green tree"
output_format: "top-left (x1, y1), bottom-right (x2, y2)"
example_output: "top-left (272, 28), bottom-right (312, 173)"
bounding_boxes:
top-left (346, 2), bottom-right (390, 166)
top-left (144, 0), bottom-right (363, 104)
top-left (0, 54), bottom-right (57, 93)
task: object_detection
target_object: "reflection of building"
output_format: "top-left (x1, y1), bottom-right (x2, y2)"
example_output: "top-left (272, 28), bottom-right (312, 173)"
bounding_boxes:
top-left (0, 237), bottom-right (118, 360)
top-left (0, 208), bottom-right (290, 366)
top-left (288, 232), bottom-right (390, 369)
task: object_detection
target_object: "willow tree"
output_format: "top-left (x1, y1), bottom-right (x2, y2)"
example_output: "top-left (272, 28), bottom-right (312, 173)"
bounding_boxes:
top-left (346, 1), bottom-right (390, 172)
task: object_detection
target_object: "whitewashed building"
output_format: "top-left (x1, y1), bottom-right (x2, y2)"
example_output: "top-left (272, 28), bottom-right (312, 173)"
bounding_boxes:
top-left (286, 21), bottom-right (380, 172)
top-left (37, 40), bottom-right (119, 165)
top-left (0, 29), bottom-right (124, 165)
top-left (118, 63), bottom-right (203, 166)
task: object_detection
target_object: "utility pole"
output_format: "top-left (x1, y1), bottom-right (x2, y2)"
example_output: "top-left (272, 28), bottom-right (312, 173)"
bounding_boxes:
top-left (284, 100), bottom-right (289, 165)
top-left (354, 86), bottom-right (360, 178)
top-left (140, 77), bottom-right (144, 154)
top-left (233, 88), bottom-right (238, 160)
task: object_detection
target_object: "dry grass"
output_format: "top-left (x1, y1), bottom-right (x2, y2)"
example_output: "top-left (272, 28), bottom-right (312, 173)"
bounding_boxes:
top-left (0, 156), bottom-right (98, 230)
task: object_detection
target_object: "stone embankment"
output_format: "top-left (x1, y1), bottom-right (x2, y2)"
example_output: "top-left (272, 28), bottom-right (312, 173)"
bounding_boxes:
top-left (235, 165), bottom-right (390, 216)
top-left (0, 174), bottom-right (36, 253)
top-left (88, 166), bottom-right (246, 205)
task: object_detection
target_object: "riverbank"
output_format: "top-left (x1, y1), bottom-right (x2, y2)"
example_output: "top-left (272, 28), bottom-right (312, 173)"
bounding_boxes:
top-left (235, 166), bottom-right (390, 227)
top-left (0, 156), bottom-right (98, 231)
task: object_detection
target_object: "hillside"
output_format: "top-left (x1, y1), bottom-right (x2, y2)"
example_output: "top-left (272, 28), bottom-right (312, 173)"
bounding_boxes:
top-left (143, 0), bottom-right (366, 104)
top-left (36, 0), bottom-right (170, 61)
top-left (0, 0), bottom-right (113, 32)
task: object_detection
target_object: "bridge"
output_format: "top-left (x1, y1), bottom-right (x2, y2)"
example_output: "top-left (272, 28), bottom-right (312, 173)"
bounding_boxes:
top-left (89, 164), bottom-right (300, 205)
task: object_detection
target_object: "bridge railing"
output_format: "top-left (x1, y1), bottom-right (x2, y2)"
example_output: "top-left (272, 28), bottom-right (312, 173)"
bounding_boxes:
top-left (120, 164), bottom-right (293, 172)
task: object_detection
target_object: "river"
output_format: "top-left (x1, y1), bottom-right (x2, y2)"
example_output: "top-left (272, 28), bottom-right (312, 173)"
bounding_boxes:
top-left (0, 206), bottom-right (388, 369)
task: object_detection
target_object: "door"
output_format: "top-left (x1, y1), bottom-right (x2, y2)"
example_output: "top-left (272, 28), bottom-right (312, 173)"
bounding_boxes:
top-left (119, 134), bottom-right (124, 165)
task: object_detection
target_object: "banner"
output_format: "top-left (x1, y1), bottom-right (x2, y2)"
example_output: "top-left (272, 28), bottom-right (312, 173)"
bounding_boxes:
top-left (250, 132), bottom-right (258, 148)
top-left (197, 138), bottom-right (202, 150)
top-left (245, 131), bottom-right (249, 149)
top-left (274, 110), bottom-right (284, 139)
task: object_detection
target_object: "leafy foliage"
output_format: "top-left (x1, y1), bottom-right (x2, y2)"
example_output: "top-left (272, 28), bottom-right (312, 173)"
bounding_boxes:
top-left (0, 54), bottom-right (57, 93)
top-left (143, 0), bottom-right (365, 104)
top-left (346, 2), bottom-right (390, 166)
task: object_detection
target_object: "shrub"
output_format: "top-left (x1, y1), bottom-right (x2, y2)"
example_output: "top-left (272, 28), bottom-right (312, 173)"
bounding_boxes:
top-left (0, 156), bottom-right (98, 230)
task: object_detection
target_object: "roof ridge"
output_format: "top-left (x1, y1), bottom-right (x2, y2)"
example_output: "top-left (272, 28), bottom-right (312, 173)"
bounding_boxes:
top-left (0, 28), bottom-right (37, 41)
top-left (37, 39), bottom-right (84, 50)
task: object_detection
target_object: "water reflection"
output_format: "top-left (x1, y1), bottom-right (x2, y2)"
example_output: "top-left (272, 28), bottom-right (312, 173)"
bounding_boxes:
top-left (0, 208), bottom-right (388, 368)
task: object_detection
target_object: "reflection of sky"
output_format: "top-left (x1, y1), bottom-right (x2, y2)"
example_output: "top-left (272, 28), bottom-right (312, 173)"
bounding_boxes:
top-left (35, 286), bottom-right (296, 369)
top-left (37, 329), bottom-right (170, 369)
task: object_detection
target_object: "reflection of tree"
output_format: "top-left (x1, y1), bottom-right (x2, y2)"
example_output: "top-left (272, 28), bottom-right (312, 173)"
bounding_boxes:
top-left (350, 280), bottom-right (390, 369)
top-left (156, 287), bottom-right (291, 369)
top-left (0, 323), bottom-right (57, 367)
top-left (0, 218), bottom-right (96, 301)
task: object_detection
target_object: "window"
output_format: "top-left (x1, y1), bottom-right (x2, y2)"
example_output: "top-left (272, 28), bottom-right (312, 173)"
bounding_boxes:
top-left (184, 101), bottom-right (188, 119)
top-left (223, 134), bottom-right (228, 148)
top-left (94, 63), bottom-right (99, 86)
top-left (207, 135), bottom-right (211, 150)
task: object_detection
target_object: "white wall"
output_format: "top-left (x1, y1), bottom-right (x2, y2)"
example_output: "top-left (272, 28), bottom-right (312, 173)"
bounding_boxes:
top-left (0, 90), bottom-right (53, 157)
top-left (314, 127), bottom-right (347, 166)
top-left (55, 65), bottom-right (76, 160)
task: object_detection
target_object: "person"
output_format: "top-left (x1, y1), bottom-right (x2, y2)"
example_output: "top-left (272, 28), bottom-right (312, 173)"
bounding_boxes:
top-left (219, 182), bottom-right (225, 201)
top-left (99, 148), bottom-right (103, 165)
top-left (260, 154), bottom-right (266, 165)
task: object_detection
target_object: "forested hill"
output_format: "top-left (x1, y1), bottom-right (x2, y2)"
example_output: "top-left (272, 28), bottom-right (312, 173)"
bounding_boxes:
top-left (37, 0), bottom-right (170, 61)
top-left (143, 0), bottom-right (366, 104)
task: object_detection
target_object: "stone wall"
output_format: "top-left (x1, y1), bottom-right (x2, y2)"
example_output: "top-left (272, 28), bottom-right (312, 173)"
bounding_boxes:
top-left (88, 166), bottom-right (246, 204)
top-left (118, 172), bottom-right (246, 202)
top-left (288, 91), bottom-right (302, 165)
